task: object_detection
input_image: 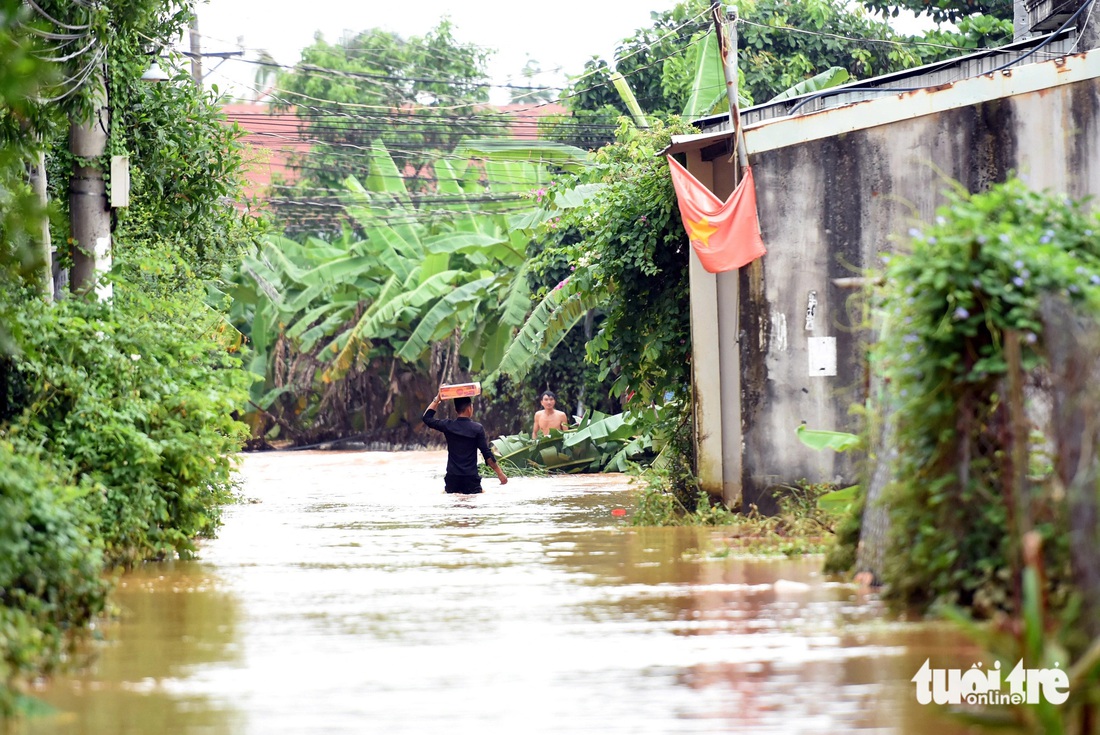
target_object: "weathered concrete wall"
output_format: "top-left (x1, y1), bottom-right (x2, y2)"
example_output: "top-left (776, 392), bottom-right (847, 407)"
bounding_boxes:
top-left (716, 50), bottom-right (1100, 510)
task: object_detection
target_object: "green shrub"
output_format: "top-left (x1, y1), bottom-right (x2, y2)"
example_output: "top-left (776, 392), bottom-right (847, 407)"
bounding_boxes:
top-left (3, 285), bottom-right (250, 564)
top-left (874, 178), bottom-right (1100, 613)
top-left (0, 440), bottom-right (108, 717)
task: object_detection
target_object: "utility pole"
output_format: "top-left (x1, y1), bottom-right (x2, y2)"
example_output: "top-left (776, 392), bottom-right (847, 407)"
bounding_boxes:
top-left (28, 149), bottom-right (53, 302)
top-left (68, 69), bottom-right (111, 299)
top-left (189, 11), bottom-right (203, 87)
top-left (711, 1), bottom-right (748, 172)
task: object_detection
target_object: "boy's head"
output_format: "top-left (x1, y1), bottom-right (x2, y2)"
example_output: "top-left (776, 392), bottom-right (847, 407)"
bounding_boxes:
top-left (539, 391), bottom-right (556, 410)
top-left (454, 396), bottom-right (473, 416)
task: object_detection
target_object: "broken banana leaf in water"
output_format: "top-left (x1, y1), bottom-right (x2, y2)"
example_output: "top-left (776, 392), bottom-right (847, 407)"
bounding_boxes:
top-left (491, 408), bottom-right (657, 473)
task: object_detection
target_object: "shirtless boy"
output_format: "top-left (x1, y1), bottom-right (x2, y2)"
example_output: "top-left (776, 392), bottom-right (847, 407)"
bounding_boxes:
top-left (532, 390), bottom-right (569, 438)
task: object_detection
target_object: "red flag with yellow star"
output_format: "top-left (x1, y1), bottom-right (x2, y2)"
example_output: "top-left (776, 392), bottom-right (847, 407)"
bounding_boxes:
top-left (667, 155), bottom-right (766, 273)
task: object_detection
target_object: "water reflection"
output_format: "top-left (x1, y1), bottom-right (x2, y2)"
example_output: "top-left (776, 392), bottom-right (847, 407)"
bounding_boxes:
top-left (24, 563), bottom-right (242, 735)
top-left (21, 451), bottom-right (978, 734)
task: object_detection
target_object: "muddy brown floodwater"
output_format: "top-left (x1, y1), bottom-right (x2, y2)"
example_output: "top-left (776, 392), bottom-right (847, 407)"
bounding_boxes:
top-left (19, 450), bottom-right (980, 734)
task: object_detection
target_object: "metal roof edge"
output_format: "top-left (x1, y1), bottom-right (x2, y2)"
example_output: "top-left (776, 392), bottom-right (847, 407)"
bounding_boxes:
top-left (740, 46), bottom-right (1100, 154)
top-left (691, 28), bottom-right (1073, 130)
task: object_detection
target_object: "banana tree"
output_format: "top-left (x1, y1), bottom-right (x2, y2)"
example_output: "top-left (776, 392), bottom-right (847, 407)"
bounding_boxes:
top-left (323, 140), bottom-right (589, 382)
top-left (229, 138), bottom-right (591, 442)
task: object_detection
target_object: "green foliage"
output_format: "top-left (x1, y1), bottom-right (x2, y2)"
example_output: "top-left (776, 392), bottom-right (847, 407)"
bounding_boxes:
top-left (909, 15), bottom-right (1014, 65)
top-left (564, 0), bottom-right (928, 119)
top-left (768, 67), bottom-right (850, 102)
top-left (2, 273), bottom-right (250, 564)
top-left (861, 0), bottom-right (1012, 24)
top-left (544, 119), bottom-right (696, 408)
top-left (490, 407), bottom-right (658, 473)
top-left (492, 120), bottom-right (700, 511)
top-left (0, 440), bottom-right (108, 717)
top-left (0, 0), bottom-right (54, 297)
top-left (796, 424), bottom-right (863, 452)
top-left (0, 0), bottom-right (257, 714)
top-left (679, 28), bottom-right (728, 119)
top-left (229, 141), bottom-right (587, 444)
top-left (633, 476), bottom-right (841, 555)
top-left (566, 3), bottom-right (712, 118)
top-left (109, 64), bottom-right (261, 285)
top-left (940, 533), bottom-right (1100, 733)
top-left (823, 488), bottom-right (864, 573)
top-left (734, 0), bottom-right (923, 102)
top-left (874, 178), bottom-right (1100, 614)
top-left (272, 20), bottom-right (495, 235)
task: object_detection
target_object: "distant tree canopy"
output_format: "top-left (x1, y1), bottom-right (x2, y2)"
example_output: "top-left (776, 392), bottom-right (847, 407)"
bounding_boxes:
top-left (508, 58), bottom-right (558, 104)
top-left (271, 20), bottom-right (501, 235)
top-left (560, 0), bottom-right (1010, 123)
top-left (863, 0), bottom-right (1013, 24)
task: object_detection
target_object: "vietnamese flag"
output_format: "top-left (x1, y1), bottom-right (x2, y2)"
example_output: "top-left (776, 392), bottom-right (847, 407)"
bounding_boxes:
top-left (667, 155), bottom-right (766, 273)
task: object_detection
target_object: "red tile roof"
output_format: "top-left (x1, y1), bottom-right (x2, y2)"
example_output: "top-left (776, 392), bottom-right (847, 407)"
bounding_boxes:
top-left (221, 101), bottom-right (573, 203)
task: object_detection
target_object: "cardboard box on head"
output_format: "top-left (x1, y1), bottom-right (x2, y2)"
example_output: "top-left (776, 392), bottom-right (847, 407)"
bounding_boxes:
top-left (440, 382), bottom-right (481, 400)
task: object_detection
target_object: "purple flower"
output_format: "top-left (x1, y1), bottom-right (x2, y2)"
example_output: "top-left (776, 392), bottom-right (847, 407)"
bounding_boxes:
top-left (1013, 276), bottom-right (1025, 287)
top-left (954, 306), bottom-right (970, 320)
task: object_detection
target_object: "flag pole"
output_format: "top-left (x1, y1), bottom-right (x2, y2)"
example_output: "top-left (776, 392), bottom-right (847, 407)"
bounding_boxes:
top-left (711, 2), bottom-right (749, 172)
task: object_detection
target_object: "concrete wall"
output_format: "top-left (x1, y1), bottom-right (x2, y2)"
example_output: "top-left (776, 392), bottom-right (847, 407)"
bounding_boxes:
top-left (697, 48), bottom-right (1100, 511)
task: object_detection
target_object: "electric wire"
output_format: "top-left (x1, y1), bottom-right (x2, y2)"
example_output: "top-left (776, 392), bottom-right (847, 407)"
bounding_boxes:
top-left (785, 21), bottom-right (1081, 115)
top-left (25, 0), bottom-right (91, 31)
top-left (1072, 0), bottom-right (1100, 51)
top-left (206, 2), bottom-right (1098, 220)
top-left (990, 0), bottom-right (1094, 70)
top-left (735, 16), bottom-right (987, 52)
top-left (237, 56), bottom-right (562, 94)
top-left (38, 44), bottom-right (106, 103)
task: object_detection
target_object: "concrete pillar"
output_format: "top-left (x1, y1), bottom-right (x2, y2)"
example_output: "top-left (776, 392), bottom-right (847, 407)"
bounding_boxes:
top-left (687, 150), bottom-right (723, 498)
top-left (686, 149), bottom-right (742, 507)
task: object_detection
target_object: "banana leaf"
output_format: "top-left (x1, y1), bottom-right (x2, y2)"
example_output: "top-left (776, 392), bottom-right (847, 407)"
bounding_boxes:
top-left (489, 280), bottom-right (606, 385)
top-left (682, 30), bottom-right (725, 119)
top-left (768, 67), bottom-right (850, 103)
top-left (796, 424), bottom-right (863, 452)
top-left (610, 71), bottom-right (649, 129)
top-left (816, 485), bottom-right (859, 513)
top-left (422, 232), bottom-right (509, 255)
top-left (396, 274), bottom-right (496, 362)
top-left (454, 139), bottom-right (592, 172)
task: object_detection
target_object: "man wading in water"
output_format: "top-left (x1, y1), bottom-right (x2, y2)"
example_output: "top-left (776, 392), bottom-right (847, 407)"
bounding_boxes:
top-left (532, 390), bottom-right (569, 438)
top-left (423, 391), bottom-right (508, 494)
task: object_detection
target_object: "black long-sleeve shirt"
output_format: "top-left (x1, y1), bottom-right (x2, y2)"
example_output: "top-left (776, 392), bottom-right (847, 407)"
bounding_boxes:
top-left (422, 408), bottom-right (493, 478)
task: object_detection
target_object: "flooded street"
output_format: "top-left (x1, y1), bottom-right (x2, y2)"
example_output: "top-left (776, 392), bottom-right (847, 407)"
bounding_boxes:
top-left (22, 451), bottom-right (977, 734)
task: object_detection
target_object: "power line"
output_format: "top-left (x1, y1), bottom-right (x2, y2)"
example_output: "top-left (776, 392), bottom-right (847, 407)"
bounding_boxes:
top-left (237, 56), bottom-right (563, 93)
